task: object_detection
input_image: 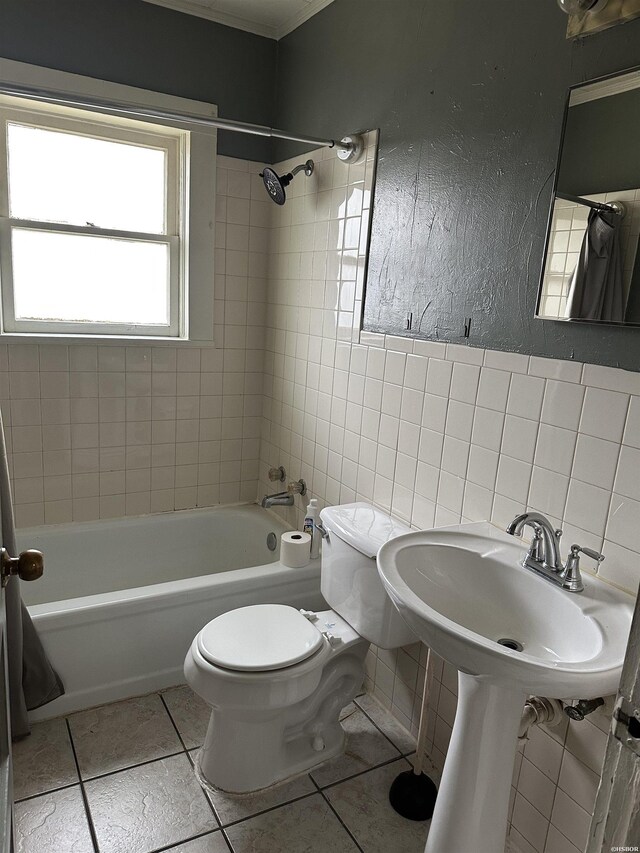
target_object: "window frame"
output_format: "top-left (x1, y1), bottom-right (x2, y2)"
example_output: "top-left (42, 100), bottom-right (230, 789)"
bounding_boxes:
top-left (0, 103), bottom-right (185, 337)
top-left (0, 59), bottom-right (217, 343)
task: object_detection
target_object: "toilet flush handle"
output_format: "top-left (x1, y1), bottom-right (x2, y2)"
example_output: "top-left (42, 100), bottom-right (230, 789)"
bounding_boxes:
top-left (315, 522), bottom-right (329, 540)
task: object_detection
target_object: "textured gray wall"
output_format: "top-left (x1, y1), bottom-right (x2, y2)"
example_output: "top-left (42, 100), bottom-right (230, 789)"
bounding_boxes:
top-left (0, 0), bottom-right (277, 161)
top-left (276, 0), bottom-right (640, 370)
top-left (4, 0), bottom-right (640, 367)
top-left (558, 88), bottom-right (640, 195)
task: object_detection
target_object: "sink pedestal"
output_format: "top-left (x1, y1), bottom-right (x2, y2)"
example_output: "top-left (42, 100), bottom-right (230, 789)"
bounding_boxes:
top-left (425, 672), bottom-right (526, 853)
top-left (377, 523), bottom-right (634, 852)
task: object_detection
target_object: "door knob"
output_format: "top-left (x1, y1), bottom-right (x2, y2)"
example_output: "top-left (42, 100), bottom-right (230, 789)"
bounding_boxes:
top-left (0, 547), bottom-right (44, 587)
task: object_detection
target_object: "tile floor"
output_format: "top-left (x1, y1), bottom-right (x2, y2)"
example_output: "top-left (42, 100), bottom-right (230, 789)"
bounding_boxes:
top-left (12, 687), bottom-right (432, 853)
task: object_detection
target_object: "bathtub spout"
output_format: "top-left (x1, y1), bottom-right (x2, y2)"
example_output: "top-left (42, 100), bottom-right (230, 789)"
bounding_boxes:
top-left (261, 491), bottom-right (294, 508)
top-left (261, 479), bottom-right (306, 508)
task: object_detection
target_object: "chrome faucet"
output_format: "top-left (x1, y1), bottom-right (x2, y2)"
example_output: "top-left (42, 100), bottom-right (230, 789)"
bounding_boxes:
top-left (507, 512), bottom-right (563, 572)
top-left (506, 512), bottom-right (604, 593)
top-left (261, 491), bottom-right (294, 508)
top-left (261, 478), bottom-right (306, 509)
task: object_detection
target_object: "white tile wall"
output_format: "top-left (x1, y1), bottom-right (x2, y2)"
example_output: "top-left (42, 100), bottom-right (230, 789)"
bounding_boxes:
top-left (258, 135), bottom-right (640, 853)
top-left (4, 155), bottom-right (270, 526)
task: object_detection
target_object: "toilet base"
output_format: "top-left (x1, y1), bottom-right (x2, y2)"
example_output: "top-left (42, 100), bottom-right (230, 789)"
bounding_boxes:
top-left (194, 636), bottom-right (368, 793)
top-left (195, 720), bottom-right (346, 795)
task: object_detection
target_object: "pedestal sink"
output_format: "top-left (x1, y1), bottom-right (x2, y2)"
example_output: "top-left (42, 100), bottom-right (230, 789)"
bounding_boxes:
top-left (377, 522), bottom-right (634, 853)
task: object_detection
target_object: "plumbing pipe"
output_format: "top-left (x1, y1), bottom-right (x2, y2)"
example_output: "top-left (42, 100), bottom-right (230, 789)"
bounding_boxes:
top-left (519, 702), bottom-right (539, 739)
top-left (564, 697), bottom-right (605, 721)
top-left (518, 697), bottom-right (564, 740)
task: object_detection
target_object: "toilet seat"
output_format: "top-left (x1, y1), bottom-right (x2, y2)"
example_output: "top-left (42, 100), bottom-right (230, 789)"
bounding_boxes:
top-left (197, 604), bottom-right (325, 672)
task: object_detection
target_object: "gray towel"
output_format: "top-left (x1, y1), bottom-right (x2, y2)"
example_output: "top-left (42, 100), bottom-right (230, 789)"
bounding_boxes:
top-left (0, 411), bottom-right (63, 739)
top-left (565, 208), bottom-right (625, 323)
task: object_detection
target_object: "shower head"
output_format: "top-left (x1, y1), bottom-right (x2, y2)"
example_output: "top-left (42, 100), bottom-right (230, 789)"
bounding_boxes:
top-left (260, 167), bottom-right (287, 205)
top-left (259, 159), bottom-right (314, 205)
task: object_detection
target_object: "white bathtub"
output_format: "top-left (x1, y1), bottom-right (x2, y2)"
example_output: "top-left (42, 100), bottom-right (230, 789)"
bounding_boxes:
top-left (19, 504), bottom-right (324, 720)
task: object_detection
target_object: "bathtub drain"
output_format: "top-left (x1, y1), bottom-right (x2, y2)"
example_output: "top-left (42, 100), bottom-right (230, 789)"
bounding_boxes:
top-left (267, 532), bottom-right (278, 552)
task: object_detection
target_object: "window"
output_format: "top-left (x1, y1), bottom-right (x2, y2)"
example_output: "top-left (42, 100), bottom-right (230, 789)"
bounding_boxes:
top-left (0, 60), bottom-right (217, 341)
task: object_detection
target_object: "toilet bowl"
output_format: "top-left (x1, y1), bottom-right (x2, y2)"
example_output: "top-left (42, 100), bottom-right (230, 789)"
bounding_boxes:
top-left (184, 502), bottom-right (416, 793)
top-left (185, 604), bottom-right (368, 792)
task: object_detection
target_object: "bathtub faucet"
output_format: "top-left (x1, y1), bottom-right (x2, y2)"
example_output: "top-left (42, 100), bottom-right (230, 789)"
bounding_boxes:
top-left (261, 479), bottom-right (306, 508)
top-left (261, 491), bottom-right (294, 508)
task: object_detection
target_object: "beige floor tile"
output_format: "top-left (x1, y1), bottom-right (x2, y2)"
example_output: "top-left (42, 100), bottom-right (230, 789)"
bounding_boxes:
top-left (165, 832), bottom-right (230, 852)
top-left (68, 693), bottom-right (183, 778)
top-left (13, 717), bottom-right (78, 800)
top-left (85, 753), bottom-right (217, 853)
top-left (191, 750), bottom-right (316, 826)
top-left (310, 708), bottom-right (401, 787)
top-left (163, 685), bottom-right (212, 749)
top-left (225, 794), bottom-right (358, 853)
top-left (14, 785), bottom-right (94, 853)
top-left (355, 693), bottom-right (417, 754)
top-left (326, 758), bottom-right (430, 853)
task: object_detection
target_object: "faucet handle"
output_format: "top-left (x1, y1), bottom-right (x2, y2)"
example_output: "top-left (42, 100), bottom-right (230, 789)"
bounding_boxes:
top-left (525, 527), bottom-right (544, 563)
top-left (268, 466), bottom-right (286, 482)
top-left (559, 545), bottom-right (585, 592)
top-left (559, 544), bottom-right (604, 593)
top-left (287, 479), bottom-right (307, 496)
top-left (570, 544), bottom-right (605, 564)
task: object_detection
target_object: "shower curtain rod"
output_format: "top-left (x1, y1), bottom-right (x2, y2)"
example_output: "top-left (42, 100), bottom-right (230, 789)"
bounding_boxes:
top-left (556, 191), bottom-right (625, 217)
top-left (0, 82), bottom-right (351, 151)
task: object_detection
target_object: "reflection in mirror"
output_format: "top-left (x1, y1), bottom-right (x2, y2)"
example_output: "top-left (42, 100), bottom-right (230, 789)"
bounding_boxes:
top-left (537, 68), bottom-right (640, 326)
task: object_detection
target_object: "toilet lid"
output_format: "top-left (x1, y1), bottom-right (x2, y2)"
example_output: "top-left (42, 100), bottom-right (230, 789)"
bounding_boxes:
top-left (197, 604), bottom-right (324, 672)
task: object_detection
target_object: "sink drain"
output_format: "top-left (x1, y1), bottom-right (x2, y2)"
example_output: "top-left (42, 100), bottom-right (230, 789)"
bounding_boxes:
top-left (497, 638), bottom-right (524, 652)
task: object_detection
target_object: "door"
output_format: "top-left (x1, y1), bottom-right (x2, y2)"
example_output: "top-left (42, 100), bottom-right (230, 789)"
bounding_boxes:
top-left (0, 546), bottom-right (45, 853)
top-left (0, 571), bottom-right (12, 853)
top-left (587, 592), bottom-right (640, 850)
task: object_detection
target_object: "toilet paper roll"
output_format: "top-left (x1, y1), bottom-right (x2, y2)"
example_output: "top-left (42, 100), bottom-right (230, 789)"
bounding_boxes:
top-left (280, 530), bottom-right (311, 568)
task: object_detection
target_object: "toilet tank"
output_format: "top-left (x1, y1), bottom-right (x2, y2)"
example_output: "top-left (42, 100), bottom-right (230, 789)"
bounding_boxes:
top-left (319, 502), bottom-right (417, 649)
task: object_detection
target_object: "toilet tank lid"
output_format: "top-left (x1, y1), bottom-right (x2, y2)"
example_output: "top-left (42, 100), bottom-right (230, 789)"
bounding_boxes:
top-left (319, 502), bottom-right (411, 559)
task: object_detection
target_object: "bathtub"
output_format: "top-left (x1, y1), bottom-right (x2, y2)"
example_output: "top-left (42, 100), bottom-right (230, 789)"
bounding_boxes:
top-left (18, 504), bottom-right (325, 721)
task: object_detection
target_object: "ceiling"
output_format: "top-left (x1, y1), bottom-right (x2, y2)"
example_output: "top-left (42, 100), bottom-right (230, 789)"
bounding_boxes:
top-left (143, 0), bottom-right (334, 39)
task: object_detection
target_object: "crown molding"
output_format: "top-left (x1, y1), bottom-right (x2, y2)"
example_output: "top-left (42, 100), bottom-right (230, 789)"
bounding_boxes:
top-left (277, 0), bottom-right (334, 38)
top-left (143, 0), bottom-right (278, 39)
top-left (143, 0), bottom-right (334, 40)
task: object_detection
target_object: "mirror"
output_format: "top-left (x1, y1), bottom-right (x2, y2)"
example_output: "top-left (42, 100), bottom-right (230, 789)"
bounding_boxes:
top-left (537, 68), bottom-right (640, 326)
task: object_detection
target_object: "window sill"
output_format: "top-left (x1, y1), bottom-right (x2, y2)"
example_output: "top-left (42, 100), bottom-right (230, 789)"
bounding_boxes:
top-left (0, 333), bottom-right (217, 347)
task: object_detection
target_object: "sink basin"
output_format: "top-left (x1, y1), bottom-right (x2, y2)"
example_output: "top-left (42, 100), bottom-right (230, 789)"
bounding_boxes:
top-left (377, 521), bottom-right (634, 853)
top-left (378, 521), bottom-right (633, 699)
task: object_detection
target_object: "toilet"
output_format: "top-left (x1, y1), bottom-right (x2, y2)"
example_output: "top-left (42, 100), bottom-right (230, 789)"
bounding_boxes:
top-left (184, 502), bottom-right (416, 793)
